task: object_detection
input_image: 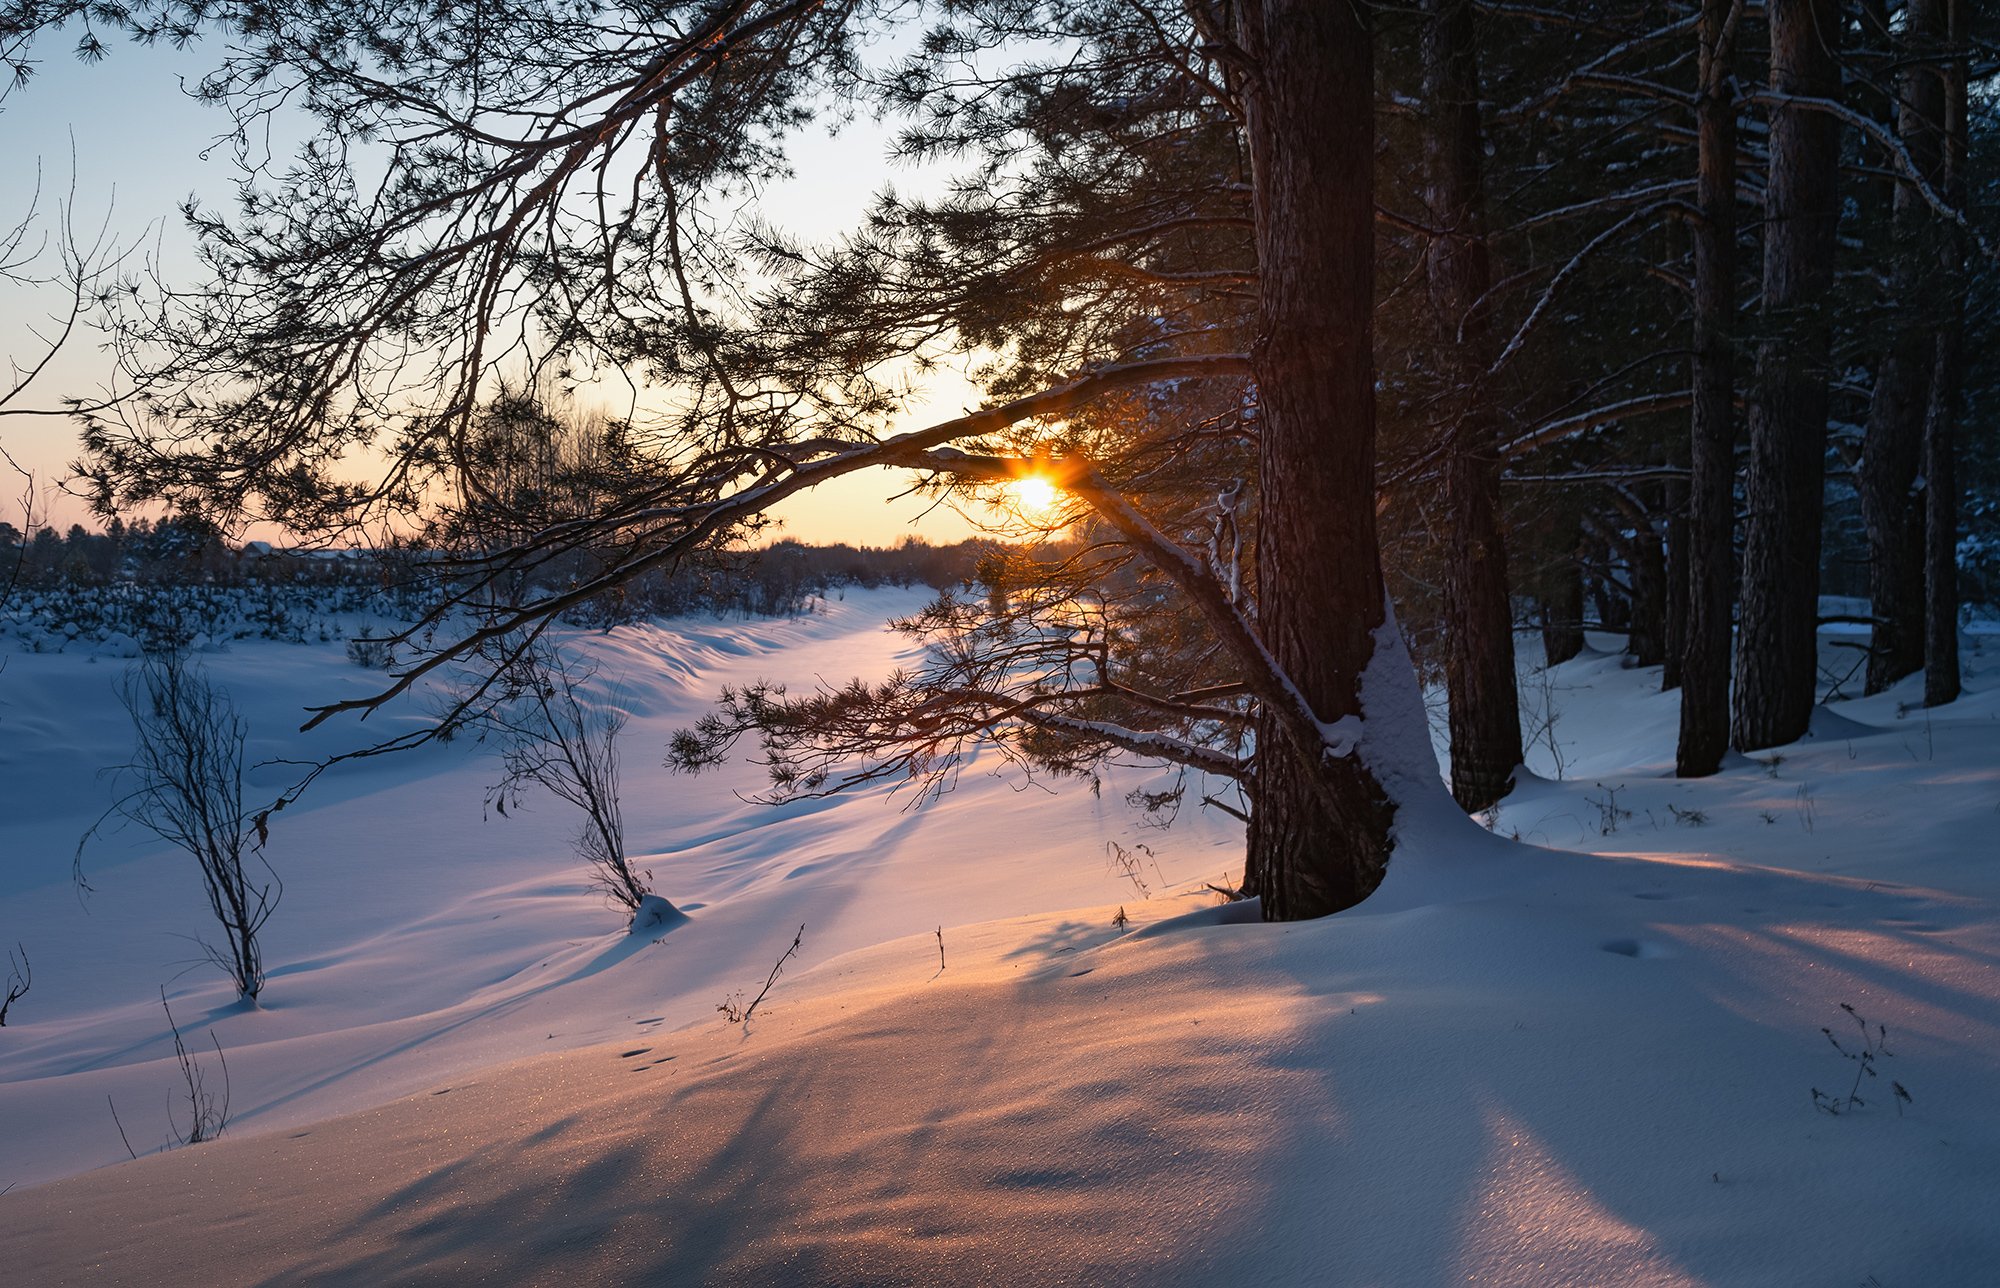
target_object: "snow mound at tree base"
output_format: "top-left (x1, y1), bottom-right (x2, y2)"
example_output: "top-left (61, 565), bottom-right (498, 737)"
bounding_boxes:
top-left (627, 893), bottom-right (688, 935)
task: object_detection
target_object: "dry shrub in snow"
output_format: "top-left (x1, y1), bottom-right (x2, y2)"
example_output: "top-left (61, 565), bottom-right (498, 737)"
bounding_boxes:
top-left (1, 943), bottom-right (28, 1025)
top-left (481, 641), bottom-right (658, 920)
top-left (84, 650), bottom-right (279, 1002)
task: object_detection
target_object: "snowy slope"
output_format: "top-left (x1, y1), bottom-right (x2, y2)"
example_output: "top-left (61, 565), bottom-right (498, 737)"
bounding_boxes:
top-left (0, 590), bottom-right (1243, 1188)
top-left (3, 595), bottom-right (1999, 1285)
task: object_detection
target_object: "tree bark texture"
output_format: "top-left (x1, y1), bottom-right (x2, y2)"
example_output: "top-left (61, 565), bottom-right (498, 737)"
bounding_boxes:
top-left (1732, 0), bottom-right (1841, 752)
top-left (1662, 490), bottom-right (1688, 691)
top-left (1677, 0), bottom-right (1740, 776)
top-left (1924, 0), bottom-right (1966, 708)
top-left (1237, 0), bottom-right (1395, 919)
top-left (1421, 0), bottom-right (1523, 813)
top-left (1856, 0), bottom-right (1943, 694)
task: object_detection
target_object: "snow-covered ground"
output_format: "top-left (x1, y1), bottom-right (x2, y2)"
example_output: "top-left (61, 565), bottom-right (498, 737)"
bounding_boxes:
top-left (3, 591), bottom-right (1998, 1285)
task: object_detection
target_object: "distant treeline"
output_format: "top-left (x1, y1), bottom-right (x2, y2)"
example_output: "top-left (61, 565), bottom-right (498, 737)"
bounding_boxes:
top-left (546, 536), bottom-right (1001, 625)
top-left (2, 517), bottom-right (1005, 623)
top-left (1, 515), bottom-right (240, 585)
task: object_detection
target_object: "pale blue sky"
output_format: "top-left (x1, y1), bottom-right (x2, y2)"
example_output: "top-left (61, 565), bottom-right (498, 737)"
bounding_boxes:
top-left (0, 33), bottom-right (988, 547)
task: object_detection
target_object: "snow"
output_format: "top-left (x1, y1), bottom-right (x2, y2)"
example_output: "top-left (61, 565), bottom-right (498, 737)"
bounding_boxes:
top-left (3, 590), bottom-right (1998, 1284)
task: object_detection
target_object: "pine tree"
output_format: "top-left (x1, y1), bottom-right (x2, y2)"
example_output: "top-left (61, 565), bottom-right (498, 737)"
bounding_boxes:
top-left (1734, 0), bottom-right (1843, 752)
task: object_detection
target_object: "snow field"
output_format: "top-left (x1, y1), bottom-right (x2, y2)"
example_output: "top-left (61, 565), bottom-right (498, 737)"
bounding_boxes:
top-left (2, 592), bottom-right (1998, 1284)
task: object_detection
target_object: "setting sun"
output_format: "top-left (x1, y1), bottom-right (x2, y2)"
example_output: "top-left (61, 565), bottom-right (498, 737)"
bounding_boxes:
top-left (1009, 474), bottom-right (1061, 517)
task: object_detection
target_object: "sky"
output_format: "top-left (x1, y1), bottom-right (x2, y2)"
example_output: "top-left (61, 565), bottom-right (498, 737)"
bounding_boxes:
top-left (0, 31), bottom-right (990, 548)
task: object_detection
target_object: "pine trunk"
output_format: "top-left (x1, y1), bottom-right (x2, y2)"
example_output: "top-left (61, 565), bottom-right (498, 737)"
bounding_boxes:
top-left (1625, 516), bottom-right (1668, 669)
top-left (1662, 492), bottom-right (1688, 691)
top-left (1237, 0), bottom-right (1395, 919)
top-left (1732, 0), bottom-right (1840, 752)
top-left (1856, 0), bottom-right (1943, 694)
top-left (1540, 528), bottom-right (1586, 667)
top-left (1924, 0), bottom-right (1966, 708)
top-left (1422, 0), bottom-right (1522, 813)
top-left (1677, 0), bottom-right (1739, 776)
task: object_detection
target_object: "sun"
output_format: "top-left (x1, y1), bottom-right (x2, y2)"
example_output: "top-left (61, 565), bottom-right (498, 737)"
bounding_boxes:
top-left (1008, 474), bottom-right (1061, 517)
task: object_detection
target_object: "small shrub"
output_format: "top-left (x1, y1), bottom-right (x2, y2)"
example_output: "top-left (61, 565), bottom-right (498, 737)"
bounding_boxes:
top-left (84, 652), bottom-right (278, 1001)
top-left (1585, 783), bottom-right (1632, 835)
top-left (1812, 1003), bottom-right (1911, 1116)
top-left (161, 988), bottom-right (232, 1144)
top-left (1106, 840), bottom-right (1159, 898)
top-left (480, 642), bottom-right (651, 916)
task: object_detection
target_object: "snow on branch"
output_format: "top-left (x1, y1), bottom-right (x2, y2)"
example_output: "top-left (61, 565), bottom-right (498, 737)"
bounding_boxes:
top-left (1500, 391), bottom-right (1695, 458)
top-left (1489, 203), bottom-right (1673, 377)
top-left (1015, 712), bottom-right (1250, 783)
top-left (1750, 90), bottom-right (1992, 259)
top-left (1494, 11), bottom-right (1700, 122)
top-left (1511, 179), bottom-right (1693, 235)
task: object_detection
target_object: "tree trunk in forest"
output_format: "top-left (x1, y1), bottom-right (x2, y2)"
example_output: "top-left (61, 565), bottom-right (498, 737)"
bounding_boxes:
top-left (1677, 0), bottom-right (1739, 776)
top-left (1236, 0), bottom-right (1395, 919)
top-left (1608, 504), bottom-right (1672, 668)
top-left (1924, 323), bottom-right (1963, 705)
top-left (1856, 0), bottom-right (1943, 695)
top-left (1541, 523), bottom-right (1586, 667)
top-left (1586, 509), bottom-right (1662, 667)
top-left (1625, 517), bottom-right (1667, 669)
top-left (1924, 0), bottom-right (1967, 708)
top-left (1592, 556), bottom-right (1629, 634)
top-left (1422, 0), bottom-right (1522, 814)
top-left (1854, 0), bottom-right (1897, 235)
top-left (1663, 490), bottom-right (1688, 691)
top-left (1732, 0), bottom-right (1841, 752)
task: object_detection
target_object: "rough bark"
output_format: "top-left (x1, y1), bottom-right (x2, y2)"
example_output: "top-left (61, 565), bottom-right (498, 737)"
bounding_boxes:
top-left (1662, 489), bottom-right (1688, 691)
top-left (1924, 0), bottom-right (1966, 708)
top-left (1237, 0), bottom-right (1395, 919)
top-left (1677, 0), bottom-right (1740, 777)
top-left (1856, 0), bottom-right (1943, 694)
top-left (1924, 318), bottom-right (1963, 706)
top-left (1732, 0), bottom-right (1841, 752)
top-left (1422, 0), bottom-right (1522, 813)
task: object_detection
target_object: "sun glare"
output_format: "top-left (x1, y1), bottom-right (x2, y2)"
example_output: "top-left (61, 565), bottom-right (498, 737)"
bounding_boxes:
top-left (1009, 475), bottom-right (1061, 517)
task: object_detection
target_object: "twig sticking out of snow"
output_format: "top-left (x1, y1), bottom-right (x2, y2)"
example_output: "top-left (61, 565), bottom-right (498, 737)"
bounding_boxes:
top-left (161, 988), bottom-right (231, 1146)
top-left (0, 943), bottom-right (27, 1026)
top-left (718, 925), bottom-right (806, 1025)
top-left (106, 1096), bottom-right (138, 1161)
top-left (1813, 1003), bottom-right (1912, 1117)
